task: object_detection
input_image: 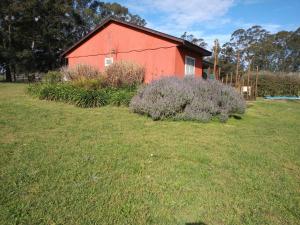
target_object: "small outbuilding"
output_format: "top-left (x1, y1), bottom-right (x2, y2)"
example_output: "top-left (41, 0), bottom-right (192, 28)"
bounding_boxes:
top-left (61, 17), bottom-right (212, 83)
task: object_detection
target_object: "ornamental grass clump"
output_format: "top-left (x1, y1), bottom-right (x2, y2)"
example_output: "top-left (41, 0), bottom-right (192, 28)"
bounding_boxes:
top-left (103, 61), bottom-right (145, 88)
top-left (60, 65), bottom-right (104, 90)
top-left (130, 77), bottom-right (246, 122)
top-left (60, 64), bottom-right (101, 81)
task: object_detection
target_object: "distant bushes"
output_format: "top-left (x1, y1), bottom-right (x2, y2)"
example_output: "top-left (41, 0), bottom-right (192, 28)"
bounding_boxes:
top-left (250, 73), bottom-right (300, 96)
top-left (130, 77), bottom-right (246, 122)
top-left (28, 83), bottom-right (136, 108)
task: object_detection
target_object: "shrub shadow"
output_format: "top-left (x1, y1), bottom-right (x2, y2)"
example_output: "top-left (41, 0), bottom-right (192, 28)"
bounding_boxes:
top-left (186, 222), bottom-right (207, 225)
top-left (229, 114), bottom-right (242, 120)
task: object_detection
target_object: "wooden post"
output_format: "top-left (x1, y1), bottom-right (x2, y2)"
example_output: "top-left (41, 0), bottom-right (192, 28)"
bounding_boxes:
top-left (213, 39), bottom-right (219, 79)
top-left (242, 77), bottom-right (245, 97)
top-left (230, 73), bottom-right (233, 86)
top-left (218, 67), bottom-right (221, 81)
top-left (255, 66), bottom-right (259, 99)
top-left (225, 74), bottom-right (228, 85)
top-left (247, 71), bottom-right (250, 87)
top-left (250, 81), bottom-right (253, 100)
top-left (247, 73), bottom-right (250, 100)
top-left (235, 51), bottom-right (240, 87)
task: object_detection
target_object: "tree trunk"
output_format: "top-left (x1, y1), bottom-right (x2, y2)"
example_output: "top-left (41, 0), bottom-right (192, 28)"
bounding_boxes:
top-left (5, 63), bottom-right (12, 82)
top-left (12, 65), bottom-right (16, 82)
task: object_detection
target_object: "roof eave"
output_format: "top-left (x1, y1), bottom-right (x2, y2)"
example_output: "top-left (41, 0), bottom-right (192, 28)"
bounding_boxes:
top-left (183, 41), bottom-right (212, 57)
top-left (61, 17), bottom-right (212, 58)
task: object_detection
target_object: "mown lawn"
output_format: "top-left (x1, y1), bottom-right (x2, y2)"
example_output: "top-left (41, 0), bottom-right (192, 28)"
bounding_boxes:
top-left (0, 83), bottom-right (299, 225)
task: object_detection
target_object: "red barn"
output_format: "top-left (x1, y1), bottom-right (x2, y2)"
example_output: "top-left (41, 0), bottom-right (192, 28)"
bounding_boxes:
top-left (61, 17), bottom-right (212, 83)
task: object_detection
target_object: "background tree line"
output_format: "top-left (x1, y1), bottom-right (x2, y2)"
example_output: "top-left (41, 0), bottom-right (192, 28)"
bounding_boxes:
top-left (1, 0), bottom-right (299, 82)
top-left (0, 0), bottom-right (146, 82)
top-left (182, 26), bottom-right (300, 76)
top-left (218, 25), bottom-right (300, 76)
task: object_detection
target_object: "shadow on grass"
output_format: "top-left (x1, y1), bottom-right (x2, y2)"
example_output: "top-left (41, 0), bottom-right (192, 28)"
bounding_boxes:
top-left (186, 222), bottom-right (207, 225)
top-left (230, 114), bottom-right (242, 120)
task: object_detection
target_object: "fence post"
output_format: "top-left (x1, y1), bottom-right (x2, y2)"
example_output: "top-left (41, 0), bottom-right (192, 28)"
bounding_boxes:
top-left (255, 66), bottom-right (259, 99)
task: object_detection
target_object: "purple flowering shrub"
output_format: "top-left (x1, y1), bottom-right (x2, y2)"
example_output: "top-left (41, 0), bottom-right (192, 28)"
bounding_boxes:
top-left (130, 77), bottom-right (246, 122)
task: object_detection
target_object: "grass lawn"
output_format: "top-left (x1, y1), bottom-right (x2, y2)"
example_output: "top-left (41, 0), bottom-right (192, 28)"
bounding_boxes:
top-left (0, 83), bottom-right (299, 225)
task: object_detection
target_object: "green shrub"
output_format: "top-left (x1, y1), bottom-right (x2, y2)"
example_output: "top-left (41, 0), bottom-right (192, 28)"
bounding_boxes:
top-left (27, 83), bottom-right (43, 96)
top-left (36, 84), bottom-right (108, 107)
top-left (38, 84), bottom-right (76, 102)
top-left (249, 73), bottom-right (300, 96)
top-left (106, 87), bottom-right (137, 106)
top-left (74, 89), bottom-right (109, 108)
top-left (130, 77), bottom-right (246, 122)
top-left (72, 78), bottom-right (104, 90)
top-left (27, 83), bottom-right (136, 108)
top-left (103, 61), bottom-right (145, 88)
top-left (43, 71), bottom-right (63, 84)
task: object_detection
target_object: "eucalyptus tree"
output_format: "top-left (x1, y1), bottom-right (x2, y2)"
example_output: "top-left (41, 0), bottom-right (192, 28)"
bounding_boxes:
top-left (0, 0), bottom-right (146, 81)
top-left (181, 32), bottom-right (208, 48)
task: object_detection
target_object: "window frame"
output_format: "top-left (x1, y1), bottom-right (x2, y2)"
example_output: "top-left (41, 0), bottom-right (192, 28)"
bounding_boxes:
top-left (104, 57), bottom-right (113, 67)
top-left (184, 56), bottom-right (196, 76)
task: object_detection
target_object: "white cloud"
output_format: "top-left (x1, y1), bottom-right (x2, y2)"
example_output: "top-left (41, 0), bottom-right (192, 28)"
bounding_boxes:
top-left (150, 0), bottom-right (234, 28)
top-left (187, 31), bottom-right (231, 48)
top-left (239, 0), bottom-right (264, 5)
top-left (126, 0), bottom-right (235, 47)
top-left (120, 0), bottom-right (295, 49)
top-left (260, 23), bottom-right (282, 33)
top-left (125, 0), bottom-right (235, 29)
top-left (232, 20), bottom-right (283, 33)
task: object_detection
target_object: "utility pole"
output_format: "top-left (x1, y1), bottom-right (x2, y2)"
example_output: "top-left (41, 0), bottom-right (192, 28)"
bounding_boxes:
top-left (225, 74), bottom-right (228, 85)
top-left (213, 39), bottom-right (219, 80)
top-left (235, 51), bottom-right (240, 88)
top-left (255, 66), bottom-right (259, 99)
top-left (246, 58), bottom-right (252, 100)
top-left (5, 15), bottom-right (12, 82)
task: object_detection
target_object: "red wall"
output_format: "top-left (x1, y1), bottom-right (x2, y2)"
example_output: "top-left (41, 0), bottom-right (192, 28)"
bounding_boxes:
top-left (66, 22), bottom-right (203, 82)
top-left (175, 47), bottom-right (203, 78)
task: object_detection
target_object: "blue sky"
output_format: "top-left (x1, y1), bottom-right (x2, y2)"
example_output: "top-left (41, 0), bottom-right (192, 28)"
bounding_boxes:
top-left (106, 0), bottom-right (300, 48)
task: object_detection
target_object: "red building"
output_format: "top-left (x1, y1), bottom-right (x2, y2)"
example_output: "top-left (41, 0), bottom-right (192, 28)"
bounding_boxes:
top-left (61, 17), bottom-right (212, 83)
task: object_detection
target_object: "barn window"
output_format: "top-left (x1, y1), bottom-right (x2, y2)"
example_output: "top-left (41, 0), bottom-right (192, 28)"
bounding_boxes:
top-left (185, 56), bottom-right (195, 76)
top-left (104, 57), bottom-right (113, 67)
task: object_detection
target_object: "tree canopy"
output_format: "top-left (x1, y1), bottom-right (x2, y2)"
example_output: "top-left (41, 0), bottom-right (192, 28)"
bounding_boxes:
top-left (0, 0), bottom-right (146, 81)
top-left (181, 32), bottom-right (208, 48)
top-left (219, 25), bottom-right (300, 76)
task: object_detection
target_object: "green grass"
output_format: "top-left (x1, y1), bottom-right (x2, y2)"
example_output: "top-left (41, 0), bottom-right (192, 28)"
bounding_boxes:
top-left (0, 83), bottom-right (299, 225)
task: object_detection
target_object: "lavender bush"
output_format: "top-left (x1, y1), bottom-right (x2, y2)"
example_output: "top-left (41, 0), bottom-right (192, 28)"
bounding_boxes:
top-left (130, 77), bottom-right (246, 122)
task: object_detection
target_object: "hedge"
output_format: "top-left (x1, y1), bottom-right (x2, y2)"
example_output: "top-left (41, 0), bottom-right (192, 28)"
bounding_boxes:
top-left (250, 74), bottom-right (300, 96)
top-left (27, 83), bottom-right (136, 108)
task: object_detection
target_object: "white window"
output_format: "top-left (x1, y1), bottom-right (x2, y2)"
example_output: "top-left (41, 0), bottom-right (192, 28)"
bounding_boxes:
top-left (185, 56), bottom-right (195, 76)
top-left (104, 57), bottom-right (113, 67)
